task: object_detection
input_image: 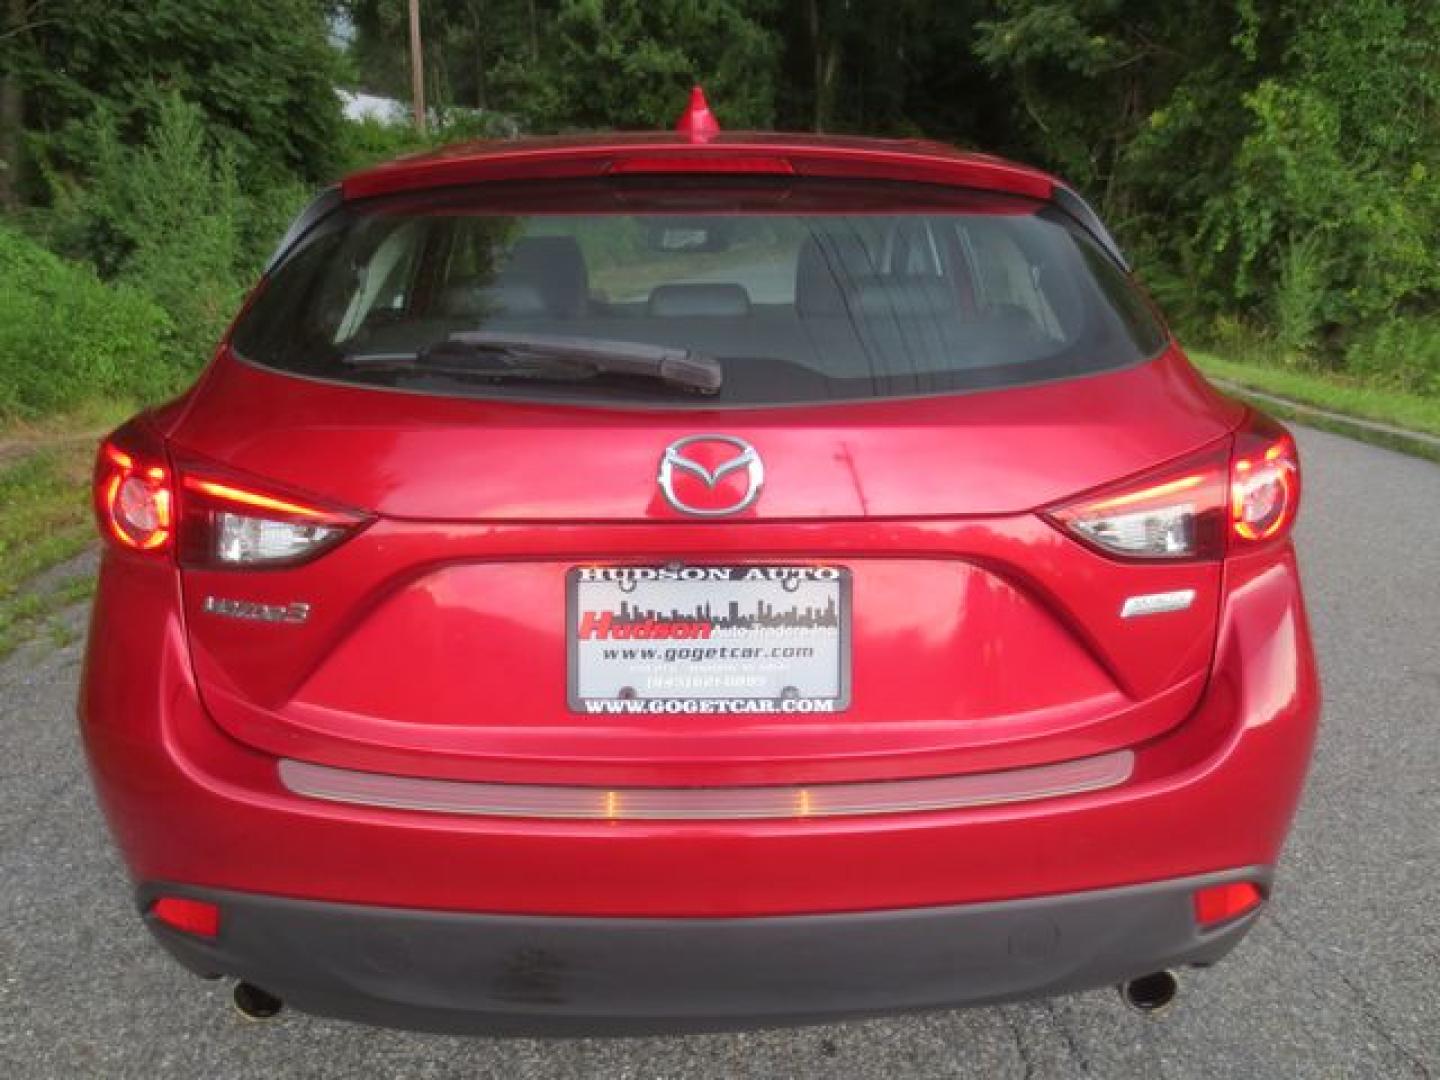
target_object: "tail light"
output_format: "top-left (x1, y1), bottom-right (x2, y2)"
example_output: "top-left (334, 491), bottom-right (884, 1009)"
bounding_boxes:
top-left (176, 468), bottom-right (369, 569)
top-left (95, 422), bottom-right (175, 553)
top-left (1047, 411), bottom-right (1300, 561)
top-left (96, 423), bottom-right (369, 567)
top-left (1229, 414), bottom-right (1300, 546)
top-left (1047, 446), bottom-right (1229, 561)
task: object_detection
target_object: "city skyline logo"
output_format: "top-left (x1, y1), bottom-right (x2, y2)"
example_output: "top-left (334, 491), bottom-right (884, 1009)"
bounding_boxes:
top-left (576, 593), bottom-right (840, 642)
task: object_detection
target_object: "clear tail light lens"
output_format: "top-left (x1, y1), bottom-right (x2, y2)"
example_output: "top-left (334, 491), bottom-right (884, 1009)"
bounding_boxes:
top-left (1047, 447), bottom-right (1229, 561)
top-left (178, 473), bottom-right (368, 569)
top-left (212, 512), bottom-right (343, 564)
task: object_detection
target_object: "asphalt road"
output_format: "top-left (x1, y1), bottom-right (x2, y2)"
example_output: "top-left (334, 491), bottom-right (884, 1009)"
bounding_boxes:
top-left (2, 424), bottom-right (1436, 1079)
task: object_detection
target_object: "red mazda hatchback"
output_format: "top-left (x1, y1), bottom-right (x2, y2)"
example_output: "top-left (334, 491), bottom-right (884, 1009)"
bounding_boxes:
top-left (81, 94), bottom-right (1318, 1032)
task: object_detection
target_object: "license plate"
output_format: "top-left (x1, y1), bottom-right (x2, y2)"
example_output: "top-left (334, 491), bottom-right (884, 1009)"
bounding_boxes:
top-left (568, 565), bottom-right (851, 715)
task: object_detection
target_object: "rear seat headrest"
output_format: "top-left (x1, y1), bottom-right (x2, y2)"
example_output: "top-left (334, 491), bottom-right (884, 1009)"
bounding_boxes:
top-left (647, 283), bottom-right (752, 318)
top-left (499, 236), bottom-right (589, 317)
top-left (438, 282), bottom-right (546, 318)
top-left (846, 276), bottom-right (958, 318)
top-left (795, 233), bottom-right (880, 316)
top-left (796, 233), bottom-right (960, 318)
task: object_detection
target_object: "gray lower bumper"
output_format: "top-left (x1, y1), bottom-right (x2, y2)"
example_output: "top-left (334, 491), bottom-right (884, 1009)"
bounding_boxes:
top-left (140, 868), bottom-right (1270, 1035)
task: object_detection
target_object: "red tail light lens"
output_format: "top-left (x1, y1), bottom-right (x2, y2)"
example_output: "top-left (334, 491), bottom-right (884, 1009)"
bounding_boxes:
top-left (1046, 446), bottom-right (1230, 561)
top-left (1193, 881), bottom-right (1264, 927)
top-left (176, 467), bottom-right (369, 569)
top-left (1229, 415), bottom-right (1300, 547)
top-left (95, 423), bottom-right (174, 554)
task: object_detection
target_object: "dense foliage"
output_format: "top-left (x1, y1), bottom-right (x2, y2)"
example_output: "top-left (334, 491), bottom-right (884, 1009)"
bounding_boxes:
top-left (976, 0), bottom-right (1440, 382)
top-left (0, 0), bottom-right (1435, 419)
top-left (3, 0), bottom-right (343, 197)
top-left (0, 225), bottom-right (178, 416)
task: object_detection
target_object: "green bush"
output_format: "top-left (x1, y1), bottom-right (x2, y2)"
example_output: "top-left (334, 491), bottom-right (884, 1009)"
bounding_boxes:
top-left (1346, 317), bottom-right (1440, 395)
top-left (334, 112), bottom-right (521, 177)
top-left (977, 0), bottom-right (1439, 389)
top-left (335, 117), bottom-right (434, 175)
top-left (0, 226), bottom-right (179, 418)
top-left (237, 178), bottom-right (313, 278)
top-left (1195, 314), bottom-right (1286, 369)
top-left (14, 0), bottom-right (344, 192)
top-left (45, 94), bottom-right (248, 365)
top-left (1272, 236), bottom-right (1329, 361)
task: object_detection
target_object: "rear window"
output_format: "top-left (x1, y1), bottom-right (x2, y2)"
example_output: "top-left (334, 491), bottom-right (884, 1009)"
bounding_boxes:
top-left (233, 179), bottom-right (1167, 407)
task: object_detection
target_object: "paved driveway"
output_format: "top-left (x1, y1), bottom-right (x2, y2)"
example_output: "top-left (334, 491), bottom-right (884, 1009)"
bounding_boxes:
top-left (1, 425), bottom-right (1435, 1078)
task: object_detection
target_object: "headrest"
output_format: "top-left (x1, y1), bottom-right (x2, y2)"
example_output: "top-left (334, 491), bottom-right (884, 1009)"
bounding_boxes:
top-left (795, 233), bottom-right (880, 316)
top-left (647, 283), bottom-right (752, 318)
top-left (438, 282), bottom-right (547, 318)
top-left (846, 276), bottom-right (958, 318)
top-left (500, 236), bottom-right (589, 317)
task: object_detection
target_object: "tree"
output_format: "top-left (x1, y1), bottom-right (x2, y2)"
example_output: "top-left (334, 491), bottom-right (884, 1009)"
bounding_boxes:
top-left (344, 0), bottom-right (558, 118)
top-left (532, 0), bottom-right (777, 131)
top-left (975, 0), bottom-right (1439, 354)
top-left (975, 1), bottom-right (1257, 218)
top-left (0, 0), bottom-right (41, 205)
top-left (1201, 0), bottom-right (1440, 345)
top-left (4, 0), bottom-right (344, 192)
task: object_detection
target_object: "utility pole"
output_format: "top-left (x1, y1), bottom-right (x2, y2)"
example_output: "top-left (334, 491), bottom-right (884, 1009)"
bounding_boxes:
top-left (408, 0), bottom-right (426, 134)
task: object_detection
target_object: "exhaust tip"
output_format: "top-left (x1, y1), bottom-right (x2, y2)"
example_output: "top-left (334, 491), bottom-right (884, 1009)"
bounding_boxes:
top-left (232, 981), bottom-right (284, 1021)
top-left (1118, 970), bottom-right (1179, 1015)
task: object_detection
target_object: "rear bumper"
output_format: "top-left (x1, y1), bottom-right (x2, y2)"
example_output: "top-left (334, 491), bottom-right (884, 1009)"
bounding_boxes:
top-left (143, 869), bottom-right (1267, 1034)
top-left (82, 547), bottom-right (1319, 919)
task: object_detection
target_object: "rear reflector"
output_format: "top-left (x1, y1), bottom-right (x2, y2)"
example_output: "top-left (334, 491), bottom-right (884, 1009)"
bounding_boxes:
top-left (150, 896), bottom-right (220, 938)
top-left (1193, 881), bottom-right (1264, 927)
top-left (279, 751), bottom-right (1134, 821)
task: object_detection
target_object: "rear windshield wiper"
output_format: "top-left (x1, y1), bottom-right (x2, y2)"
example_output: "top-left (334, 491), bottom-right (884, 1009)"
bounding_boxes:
top-left (341, 332), bottom-right (723, 394)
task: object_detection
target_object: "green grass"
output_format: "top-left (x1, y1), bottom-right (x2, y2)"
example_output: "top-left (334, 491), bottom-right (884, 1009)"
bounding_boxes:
top-left (1189, 350), bottom-right (1440, 440)
top-left (0, 409), bottom-right (119, 658)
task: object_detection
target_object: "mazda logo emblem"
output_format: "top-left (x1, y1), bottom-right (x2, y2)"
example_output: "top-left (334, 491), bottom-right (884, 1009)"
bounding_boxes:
top-left (657, 435), bottom-right (764, 517)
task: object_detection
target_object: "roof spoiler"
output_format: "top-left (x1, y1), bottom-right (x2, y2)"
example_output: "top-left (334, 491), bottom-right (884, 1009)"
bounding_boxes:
top-left (263, 185), bottom-right (343, 276)
top-left (1051, 185), bottom-right (1129, 271)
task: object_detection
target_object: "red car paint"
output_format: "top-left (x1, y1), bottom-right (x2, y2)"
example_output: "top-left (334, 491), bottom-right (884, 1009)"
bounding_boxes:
top-left (80, 115), bottom-right (1318, 1029)
top-left (340, 132), bottom-right (1056, 202)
